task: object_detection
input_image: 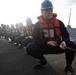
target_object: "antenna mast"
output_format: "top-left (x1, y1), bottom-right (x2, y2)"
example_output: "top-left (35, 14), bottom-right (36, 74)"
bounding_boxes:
top-left (68, 8), bottom-right (72, 25)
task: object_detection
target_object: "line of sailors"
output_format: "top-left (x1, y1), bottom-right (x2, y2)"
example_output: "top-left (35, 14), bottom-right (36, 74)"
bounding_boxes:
top-left (0, 18), bottom-right (34, 49)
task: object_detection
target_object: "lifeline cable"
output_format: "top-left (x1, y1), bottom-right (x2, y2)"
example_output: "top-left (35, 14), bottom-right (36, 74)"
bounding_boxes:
top-left (57, 44), bottom-right (76, 52)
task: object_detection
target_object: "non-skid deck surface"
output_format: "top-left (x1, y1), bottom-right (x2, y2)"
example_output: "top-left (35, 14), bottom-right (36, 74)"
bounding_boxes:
top-left (0, 38), bottom-right (76, 75)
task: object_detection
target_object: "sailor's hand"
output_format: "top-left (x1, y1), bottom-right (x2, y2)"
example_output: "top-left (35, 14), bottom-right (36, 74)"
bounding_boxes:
top-left (28, 36), bottom-right (33, 39)
top-left (59, 41), bottom-right (66, 49)
top-left (25, 36), bottom-right (33, 39)
top-left (47, 41), bottom-right (57, 47)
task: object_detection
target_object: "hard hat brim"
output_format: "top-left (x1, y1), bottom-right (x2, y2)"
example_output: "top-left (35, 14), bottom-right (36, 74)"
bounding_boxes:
top-left (41, 6), bottom-right (54, 10)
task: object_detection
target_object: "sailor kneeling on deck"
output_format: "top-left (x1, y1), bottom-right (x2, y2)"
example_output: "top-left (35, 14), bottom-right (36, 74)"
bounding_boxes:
top-left (26, 0), bottom-right (76, 75)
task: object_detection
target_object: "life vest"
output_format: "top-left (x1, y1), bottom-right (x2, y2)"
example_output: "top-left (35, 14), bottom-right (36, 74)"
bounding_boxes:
top-left (19, 26), bottom-right (25, 36)
top-left (38, 14), bottom-right (62, 42)
top-left (25, 24), bottom-right (34, 36)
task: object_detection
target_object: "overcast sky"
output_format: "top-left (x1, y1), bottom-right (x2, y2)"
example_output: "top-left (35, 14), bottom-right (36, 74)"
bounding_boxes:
top-left (0, 0), bottom-right (76, 28)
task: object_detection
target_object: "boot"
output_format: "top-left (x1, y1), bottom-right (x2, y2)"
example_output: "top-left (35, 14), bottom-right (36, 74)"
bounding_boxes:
top-left (64, 65), bottom-right (75, 75)
top-left (34, 56), bottom-right (47, 69)
top-left (14, 43), bottom-right (18, 46)
top-left (17, 45), bottom-right (23, 49)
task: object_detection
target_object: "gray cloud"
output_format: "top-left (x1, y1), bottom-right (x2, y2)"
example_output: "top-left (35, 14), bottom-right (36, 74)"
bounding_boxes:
top-left (67, 0), bottom-right (76, 6)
